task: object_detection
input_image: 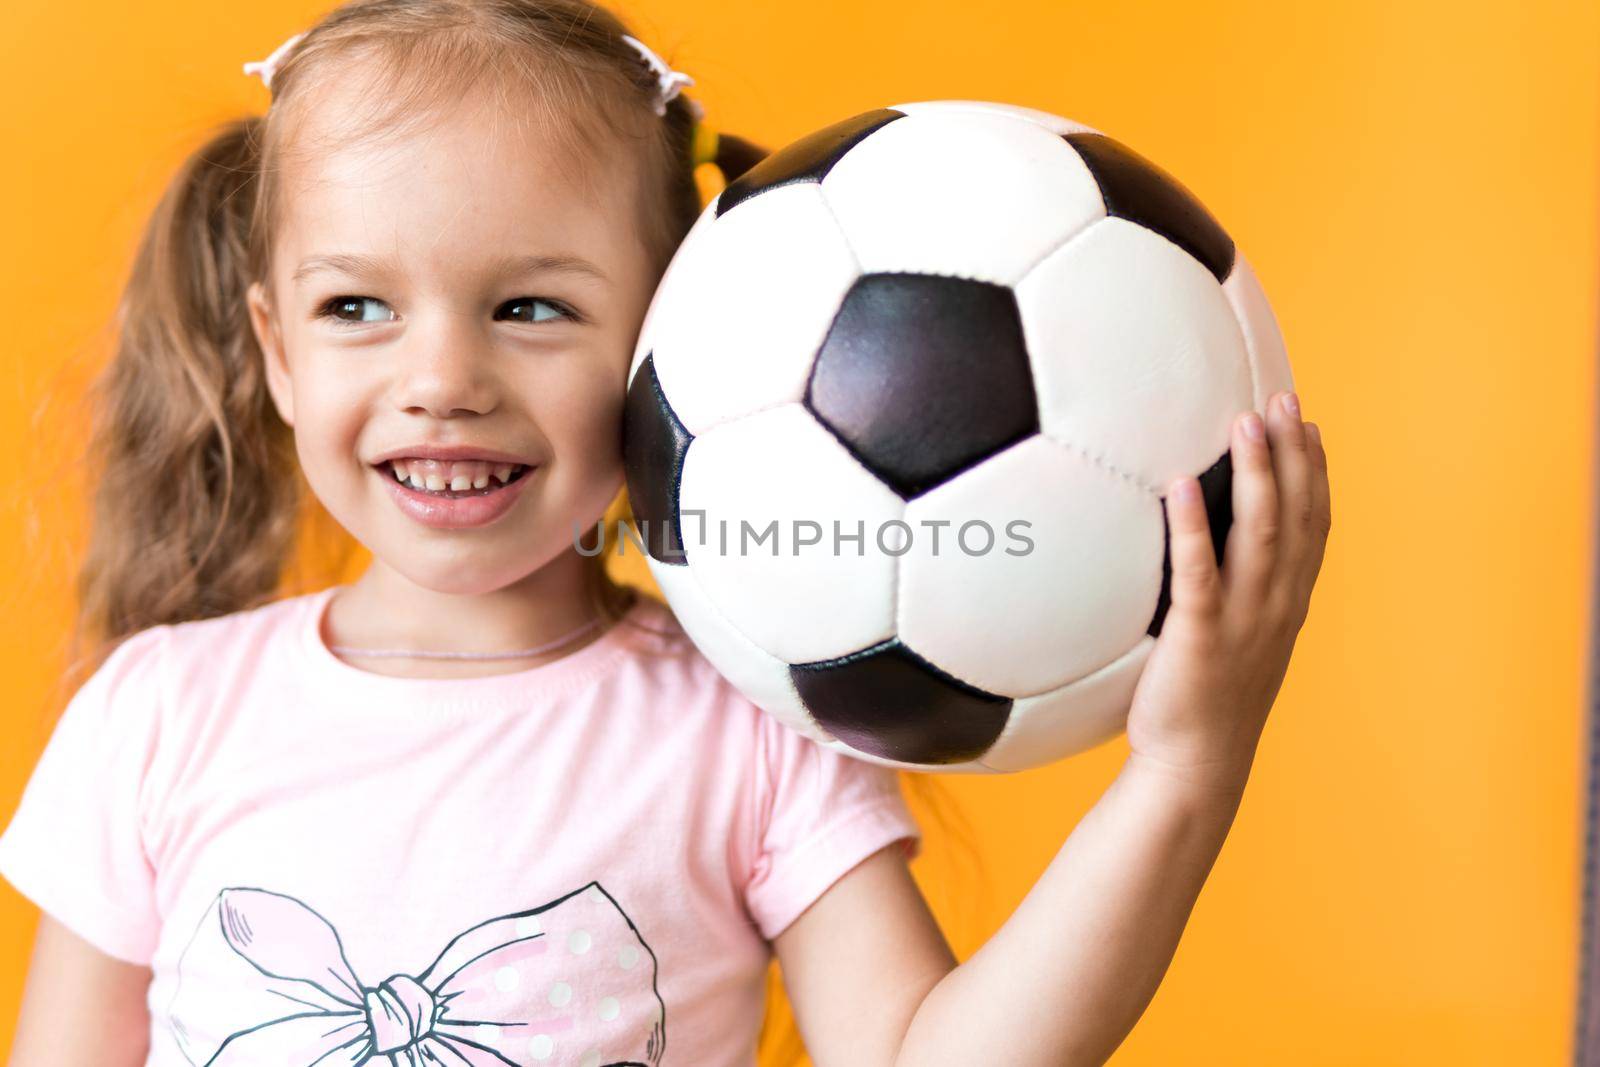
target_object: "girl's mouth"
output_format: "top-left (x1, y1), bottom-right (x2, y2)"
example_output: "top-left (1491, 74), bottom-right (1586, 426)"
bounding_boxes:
top-left (376, 458), bottom-right (535, 529)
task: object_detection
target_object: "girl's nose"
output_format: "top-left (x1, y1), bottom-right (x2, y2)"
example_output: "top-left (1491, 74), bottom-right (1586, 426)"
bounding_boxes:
top-left (389, 315), bottom-right (500, 418)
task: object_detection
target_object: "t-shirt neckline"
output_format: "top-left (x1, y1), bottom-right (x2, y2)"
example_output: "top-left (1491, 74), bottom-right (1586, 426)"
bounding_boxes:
top-left (296, 584), bottom-right (649, 708)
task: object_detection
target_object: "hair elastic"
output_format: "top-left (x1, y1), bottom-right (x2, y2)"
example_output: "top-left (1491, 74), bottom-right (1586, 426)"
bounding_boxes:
top-left (621, 34), bottom-right (697, 118)
top-left (691, 121), bottom-right (720, 168)
top-left (621, 36), bottom-right (715, 165)
top-left (242, 31), bottom-right (305, 92)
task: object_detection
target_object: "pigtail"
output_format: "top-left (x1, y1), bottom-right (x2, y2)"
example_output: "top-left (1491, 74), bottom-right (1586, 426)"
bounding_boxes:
top-left (710, 132), bottom-right (768, 184)
top-left (73, 118), bottom-right (299, 670)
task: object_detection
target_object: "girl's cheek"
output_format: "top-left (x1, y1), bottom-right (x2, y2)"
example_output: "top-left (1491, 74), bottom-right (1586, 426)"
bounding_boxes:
top-left (562, 401), bottom-right (624, 468)
top-left (557, 355), bottom-right (627, 424)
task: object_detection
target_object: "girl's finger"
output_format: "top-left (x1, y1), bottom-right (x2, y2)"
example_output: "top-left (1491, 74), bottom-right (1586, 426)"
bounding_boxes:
top-left (1297, 421), bottom-right (1332, 602)
top-left (1165, 474), bottom-right (1224, 624)
top-left (1308, 422), bottom-right (1330, 517)
top-left (1266, 390), bottom-right (1314, 589)
top-left (1222, 408), bottom-right (1280, 610)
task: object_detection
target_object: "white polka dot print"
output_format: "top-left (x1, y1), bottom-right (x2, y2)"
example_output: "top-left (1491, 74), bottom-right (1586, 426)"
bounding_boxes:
top-left (493, 966), bottom-right (519, 993)
top-left (568, 929), bottom-right (593, 955)
top-left (515, 916), bottom-right (542, 938)
top-left (617, 946), bottom-right (639, 970)
top-left (547, 981), bottom-right (573, 1007)
top-left (527, 1034), bottom-right (554, 1061)
top-left (579, 1051), bottom-right (602, 1067)
top-left (597, 996), bottom-right (620, 1021)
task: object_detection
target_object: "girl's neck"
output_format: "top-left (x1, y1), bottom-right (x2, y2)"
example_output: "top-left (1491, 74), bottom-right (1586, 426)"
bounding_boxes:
top-left (321, 554), bottom-right (623, 680)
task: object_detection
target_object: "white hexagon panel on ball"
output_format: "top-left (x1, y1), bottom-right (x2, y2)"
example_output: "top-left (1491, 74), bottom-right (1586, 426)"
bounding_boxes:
top-left (675, 404), bottom-right (904, 667)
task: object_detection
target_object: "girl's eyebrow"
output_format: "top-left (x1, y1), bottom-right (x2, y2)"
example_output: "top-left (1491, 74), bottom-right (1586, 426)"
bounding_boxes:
top-left (291, 251), bottom-right (611, 287)
top-left (491, 252), bottom-right (612, 287)
top-left (292, 252), bottom-right (396, 285)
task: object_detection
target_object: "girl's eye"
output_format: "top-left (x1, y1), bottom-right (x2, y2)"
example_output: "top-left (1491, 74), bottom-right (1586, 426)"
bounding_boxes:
top-left (319, 296), bottom-right (395, 324)
top-left (496, 297), bottom-right (576, 324)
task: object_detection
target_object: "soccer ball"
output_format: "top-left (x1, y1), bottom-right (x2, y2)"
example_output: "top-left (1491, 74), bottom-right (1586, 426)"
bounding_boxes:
top-left (622, 100), bottom-right (1292, 774)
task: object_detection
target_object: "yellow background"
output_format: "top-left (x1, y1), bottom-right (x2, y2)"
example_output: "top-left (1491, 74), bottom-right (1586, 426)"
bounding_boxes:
top-left (2, 1), bottom-right (1595, 1062)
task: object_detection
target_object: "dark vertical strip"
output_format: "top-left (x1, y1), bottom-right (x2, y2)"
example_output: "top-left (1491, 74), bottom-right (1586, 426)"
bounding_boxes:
top-left (1577, 252), bottom-right (1600, 1066)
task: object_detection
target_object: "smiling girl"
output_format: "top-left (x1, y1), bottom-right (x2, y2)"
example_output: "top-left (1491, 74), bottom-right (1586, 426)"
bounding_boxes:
top-left (0, 2), bottom-right (1329, 1065)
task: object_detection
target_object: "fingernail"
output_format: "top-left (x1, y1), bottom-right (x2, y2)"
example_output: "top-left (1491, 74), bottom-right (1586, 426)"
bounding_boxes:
top-left (1241, 412), bottom-right (1265, 441)
top-left (1281, 392), bottom-right (1301, 419)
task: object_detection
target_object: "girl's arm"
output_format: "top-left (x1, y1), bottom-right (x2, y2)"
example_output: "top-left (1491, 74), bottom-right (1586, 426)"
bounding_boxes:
top-left (889, 755), bottom-right (1247, 1066)
top-left (774, 843), bottom-right (958, 1066)
top-left (10, 915), bottom-right (151, 1066)
top-left (777, 394), bottom-right (1330, 1066)
top-left (777, 765), bottom-right (1241, 1067)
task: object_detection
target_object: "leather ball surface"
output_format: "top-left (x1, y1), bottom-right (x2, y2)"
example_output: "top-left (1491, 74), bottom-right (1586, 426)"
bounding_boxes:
top-left (622, 100), bottom-right (1292, 774)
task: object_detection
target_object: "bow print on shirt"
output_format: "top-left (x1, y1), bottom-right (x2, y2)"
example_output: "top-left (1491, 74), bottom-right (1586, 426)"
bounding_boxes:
top-left (167, 882), bottom-right (666, 1066)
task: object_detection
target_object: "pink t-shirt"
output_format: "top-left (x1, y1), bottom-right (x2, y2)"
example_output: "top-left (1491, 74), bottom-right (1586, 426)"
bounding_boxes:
top-left (0, 585), bottom-right (920, 1066)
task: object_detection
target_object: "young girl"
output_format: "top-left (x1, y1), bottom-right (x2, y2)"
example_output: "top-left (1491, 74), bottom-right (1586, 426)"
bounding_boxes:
top-left (0, 1), bottom-right (1330, 1064)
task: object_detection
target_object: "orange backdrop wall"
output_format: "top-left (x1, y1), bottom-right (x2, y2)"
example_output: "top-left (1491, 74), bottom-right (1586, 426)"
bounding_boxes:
top-left (2, 1), bottom-right (1595, 1063)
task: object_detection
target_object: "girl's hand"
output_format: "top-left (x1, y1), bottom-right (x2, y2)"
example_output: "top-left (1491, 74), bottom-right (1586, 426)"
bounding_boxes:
top-left (1124, 389), bottom-right (1331, 797)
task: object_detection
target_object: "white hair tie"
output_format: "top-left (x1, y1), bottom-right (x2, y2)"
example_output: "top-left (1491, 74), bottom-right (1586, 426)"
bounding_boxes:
top-left (621, 34), bottom-right (696, 118)
top-left (243, 31), bottom-right (306, 92)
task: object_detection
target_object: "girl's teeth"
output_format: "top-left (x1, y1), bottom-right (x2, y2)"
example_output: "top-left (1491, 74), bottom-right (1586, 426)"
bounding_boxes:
top-left (387, 458), bottom-right (524, 491)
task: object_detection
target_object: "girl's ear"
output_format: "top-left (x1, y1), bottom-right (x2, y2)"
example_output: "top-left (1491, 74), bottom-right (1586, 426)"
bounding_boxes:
top-left (247, 280), bottom-right (295, 428)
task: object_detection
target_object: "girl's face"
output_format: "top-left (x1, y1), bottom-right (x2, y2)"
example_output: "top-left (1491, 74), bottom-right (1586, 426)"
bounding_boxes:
top-left (248, 75), bottom-right (660, 596)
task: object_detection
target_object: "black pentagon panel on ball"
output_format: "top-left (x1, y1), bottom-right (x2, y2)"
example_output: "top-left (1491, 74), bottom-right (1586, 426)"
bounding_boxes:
top-left (715, 108), bottom-right (906, 217)
top-left (1147, 451), bottom-right (1234, 637)
top-left (790, 638), bottom-right (1014, 765)
top-left (806, 273), bottom-right (1040, 500)
top-left (1064, 133), bottom-right (1236, 284)
top-left (621, 355), bottom-right (693, 566)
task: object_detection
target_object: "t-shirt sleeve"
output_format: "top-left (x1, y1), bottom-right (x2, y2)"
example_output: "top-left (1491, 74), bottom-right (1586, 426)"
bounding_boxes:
top-left (0, 626), bottom-right (169, 965)
top-left (744, 712), bottom-right (922, 942)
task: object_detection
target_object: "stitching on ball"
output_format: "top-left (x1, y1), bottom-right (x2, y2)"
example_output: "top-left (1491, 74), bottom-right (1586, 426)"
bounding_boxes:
top-left (812, 182), bottom-right (864, 276)
top-left (1012, 212), bottom-right (1104, 286)
top-left (1037, 433), bottom-right (1161, 498)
